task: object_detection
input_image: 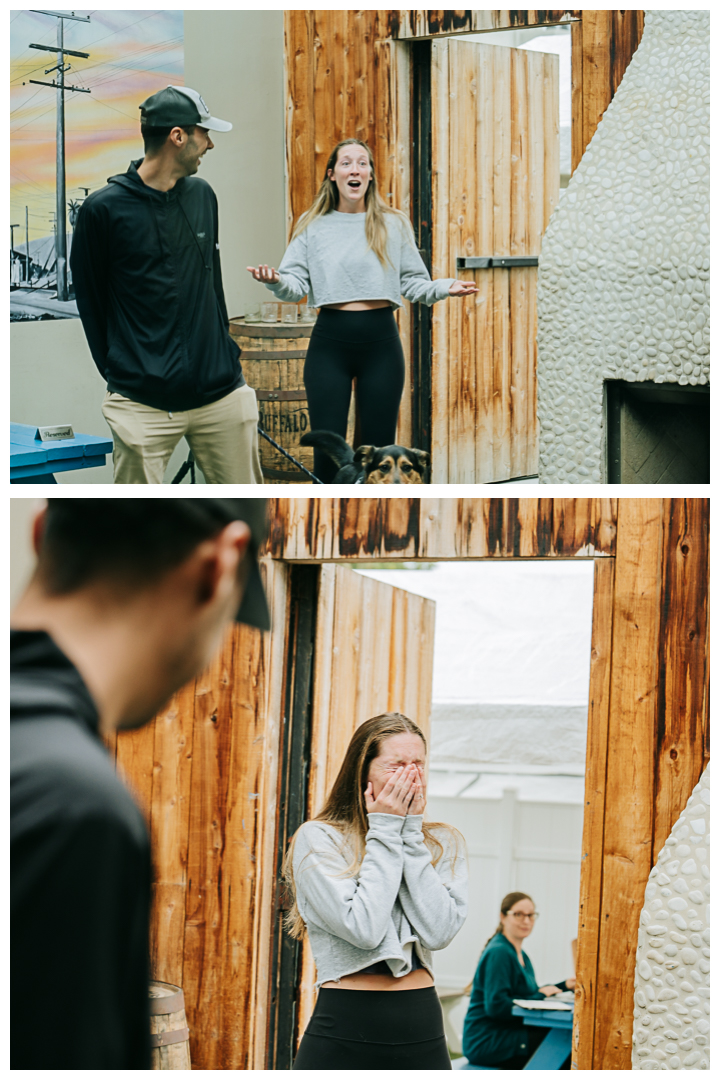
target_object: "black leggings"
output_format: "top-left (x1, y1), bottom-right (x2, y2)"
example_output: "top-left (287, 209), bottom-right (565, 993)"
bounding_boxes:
top-left (304, 307), bottom-right (405, 483)
top-left (293, 986), bottom-right (452, 1070)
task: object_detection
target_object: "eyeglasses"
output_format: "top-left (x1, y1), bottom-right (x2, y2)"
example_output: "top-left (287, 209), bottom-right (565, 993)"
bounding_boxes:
top-left (508, 911), bottom-right (539, 922)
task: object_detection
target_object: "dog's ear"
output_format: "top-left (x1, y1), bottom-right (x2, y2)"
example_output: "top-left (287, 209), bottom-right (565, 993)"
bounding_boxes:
top-left (410, 448), bottom-right (430, 469)
top-left (354, 445), bottom-right (376, 466)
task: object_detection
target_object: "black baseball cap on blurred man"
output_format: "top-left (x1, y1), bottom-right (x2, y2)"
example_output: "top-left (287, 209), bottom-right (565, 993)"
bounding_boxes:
top-left (39, 499), bottom-right (270, 631)
top-left (175, 499), bottom-right (270, 630)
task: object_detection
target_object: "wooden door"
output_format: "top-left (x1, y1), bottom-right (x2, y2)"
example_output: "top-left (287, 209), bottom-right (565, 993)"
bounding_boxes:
top-left (295, 563), bottom-right (436, 1037)
top-left (431, 39), bottom-right (559, 483)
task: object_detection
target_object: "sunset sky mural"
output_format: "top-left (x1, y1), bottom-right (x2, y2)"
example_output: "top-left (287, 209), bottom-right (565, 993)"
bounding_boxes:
top-left (10, 9), bottom-right (183, 247)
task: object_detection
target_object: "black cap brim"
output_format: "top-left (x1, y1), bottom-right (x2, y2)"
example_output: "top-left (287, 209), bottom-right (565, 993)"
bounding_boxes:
top-left (236, 549), bottom-right (271, 631)
top-left (163, 498), bottom-right (271, 631)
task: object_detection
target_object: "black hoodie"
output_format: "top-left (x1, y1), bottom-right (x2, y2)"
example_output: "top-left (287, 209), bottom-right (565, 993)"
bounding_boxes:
top-left (10, 630), bottom-right (151, 1069)
top-left (70, 160), bottom-right (245, 412)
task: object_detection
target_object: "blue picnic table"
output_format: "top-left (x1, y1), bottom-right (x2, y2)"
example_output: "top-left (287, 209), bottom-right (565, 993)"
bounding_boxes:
top-left (10, 422), bottom-right (113, 483)
top-left (511, 1004), bottom-right (573, 1069)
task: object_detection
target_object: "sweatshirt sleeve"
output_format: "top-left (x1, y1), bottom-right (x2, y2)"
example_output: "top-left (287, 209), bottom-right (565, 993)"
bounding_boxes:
top-left (293, 815), bottom-right (404, 951)
top-left (482, 950), bottom-right (545, 1020)
top-left (264, 230), bottom-right (310, 303)
top-left (397, 816), bottom-right (468, 950)
top-left (69, 198), bottom-right (111, 378)
top-left (398, 223), bottom-right (456, 306)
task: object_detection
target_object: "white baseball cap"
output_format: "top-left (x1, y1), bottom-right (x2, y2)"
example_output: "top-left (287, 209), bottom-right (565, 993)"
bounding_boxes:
top-left (167, 85), bottom-right (232, 132)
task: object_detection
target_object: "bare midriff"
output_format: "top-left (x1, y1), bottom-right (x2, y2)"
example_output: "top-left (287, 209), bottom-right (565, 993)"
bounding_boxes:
top-left (321, 966), bottom-right (434, 991)
top-left (321, 299), bottom-right (393, 311)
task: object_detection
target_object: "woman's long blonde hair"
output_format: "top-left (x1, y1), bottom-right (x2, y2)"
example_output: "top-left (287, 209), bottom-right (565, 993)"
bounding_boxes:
top-left (291, 139), bottom-right (413, 267)
top-left (282, 712), bottom-right (464, 941)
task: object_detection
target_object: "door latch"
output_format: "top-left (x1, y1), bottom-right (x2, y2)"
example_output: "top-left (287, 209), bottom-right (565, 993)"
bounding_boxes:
top-left (456, 256), bottom-right (539, 270)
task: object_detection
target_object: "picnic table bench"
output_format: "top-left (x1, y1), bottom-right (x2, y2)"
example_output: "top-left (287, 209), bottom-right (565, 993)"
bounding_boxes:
top-left (11, 422), bottom-right (113, 483)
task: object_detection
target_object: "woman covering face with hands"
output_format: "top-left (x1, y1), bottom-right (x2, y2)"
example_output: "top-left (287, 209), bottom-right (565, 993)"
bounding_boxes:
top-left (284, 712), bottom-right (467, 1070)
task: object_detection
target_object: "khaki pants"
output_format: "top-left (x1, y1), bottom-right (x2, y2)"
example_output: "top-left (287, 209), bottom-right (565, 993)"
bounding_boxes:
top-left (101, 385), bottom-right (264, 484)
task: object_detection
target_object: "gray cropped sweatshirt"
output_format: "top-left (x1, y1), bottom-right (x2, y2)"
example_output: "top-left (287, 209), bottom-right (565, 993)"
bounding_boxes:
top-left (265, 210), bottom-right (456, 310)
top-left (292, 812), bottom-right (468, 988)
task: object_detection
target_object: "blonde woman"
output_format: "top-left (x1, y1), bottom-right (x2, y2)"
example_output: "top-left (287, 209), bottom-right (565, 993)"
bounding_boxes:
top-left (283, 712), bottom-right (468, 1069)
top-left (247, 140), bottom-right (478, 482)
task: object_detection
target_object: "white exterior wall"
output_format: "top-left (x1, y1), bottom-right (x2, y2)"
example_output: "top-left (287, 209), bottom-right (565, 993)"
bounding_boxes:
top-left (632, 766), bottom-right (710, 1070)
top-left (536, 10), bottom-right (710, 483)
top-left (428, 787), bottom-right (582, 991)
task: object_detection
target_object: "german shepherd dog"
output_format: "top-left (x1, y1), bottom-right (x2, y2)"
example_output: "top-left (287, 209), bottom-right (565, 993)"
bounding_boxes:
top-left (300, 431), bottom-right (429, 484)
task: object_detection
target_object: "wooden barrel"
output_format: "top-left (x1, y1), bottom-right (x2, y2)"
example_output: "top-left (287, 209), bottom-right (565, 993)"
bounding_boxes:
top-left (149, 981), bottom-right (191, 1070)
top-left (230, 317), bottom-right (314, 483)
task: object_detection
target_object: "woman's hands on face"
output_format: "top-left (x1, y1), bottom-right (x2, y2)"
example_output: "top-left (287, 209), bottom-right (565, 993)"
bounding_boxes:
top-left (364, 764), bottom-right (422, 817)
top-left (407, 764), bottom-right (426, 815)
top-left (448, 280), bottom-right (479, 296)
top-left (246, 264), bottom-right (280, 284)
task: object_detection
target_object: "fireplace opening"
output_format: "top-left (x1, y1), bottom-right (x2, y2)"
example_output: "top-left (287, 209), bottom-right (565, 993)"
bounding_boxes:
top-left (605, 381), bottom-right (710, 484)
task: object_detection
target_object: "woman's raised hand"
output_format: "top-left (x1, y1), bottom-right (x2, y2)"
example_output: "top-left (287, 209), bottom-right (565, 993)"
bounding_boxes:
top-left (365, 764), bottom-right (421, 817)
top-left (246, 264), bottom-right (280, 284)
top-left (448, 280), bottom-right (479, 296)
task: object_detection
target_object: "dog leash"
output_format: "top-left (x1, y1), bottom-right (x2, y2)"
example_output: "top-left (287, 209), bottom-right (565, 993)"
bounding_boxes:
top-left (171, 427), bottom-right (324, 484)
top-left (256, 426), bottom-right (324, 484)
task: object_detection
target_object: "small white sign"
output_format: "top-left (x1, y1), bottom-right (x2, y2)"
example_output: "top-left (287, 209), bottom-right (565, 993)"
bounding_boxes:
top-left (36, 425), bottom-right (74, 442)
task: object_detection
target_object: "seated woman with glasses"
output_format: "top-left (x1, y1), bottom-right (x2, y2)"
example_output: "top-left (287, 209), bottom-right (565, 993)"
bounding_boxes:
top-left (462, 892), bottom-right (576, 1070)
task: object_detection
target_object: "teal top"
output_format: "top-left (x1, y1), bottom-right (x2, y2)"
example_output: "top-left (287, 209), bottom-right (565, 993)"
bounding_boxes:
top-left (462, 932), bottom-right (568, 1065)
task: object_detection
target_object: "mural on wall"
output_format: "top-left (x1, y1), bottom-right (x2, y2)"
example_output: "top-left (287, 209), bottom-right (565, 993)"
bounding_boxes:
top-left (10, 9), bottom-right (183, 321)
top-left (632, 766), bottom-right (710, 1070)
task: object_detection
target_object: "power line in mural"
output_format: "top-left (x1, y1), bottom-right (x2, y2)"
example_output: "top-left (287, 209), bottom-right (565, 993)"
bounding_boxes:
top-left (24, 10), bottom-right (93, 302)
top-left (10, 9), bottom-right (184, 322)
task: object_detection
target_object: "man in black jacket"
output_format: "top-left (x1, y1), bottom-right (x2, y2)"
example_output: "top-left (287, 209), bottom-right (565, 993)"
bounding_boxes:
top-left (10, 499), bottom-right (270, 1068)
top-left (70, 86), bottom-right (263, 484)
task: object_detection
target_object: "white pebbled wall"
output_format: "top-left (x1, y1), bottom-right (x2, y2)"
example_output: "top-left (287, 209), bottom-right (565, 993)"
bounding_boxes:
top-left (632, 765), bottom-right (710, 1070)
top-left (536, 10), bottom-right (710, 483)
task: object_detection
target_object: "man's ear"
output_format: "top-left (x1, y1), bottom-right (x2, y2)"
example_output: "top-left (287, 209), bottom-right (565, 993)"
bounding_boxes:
top-left (169, 125), bottom-right (188, 148)
top-left (31, 503), bottom-right (47, 556)
top-left (194, 521), bottom-right (251, 610)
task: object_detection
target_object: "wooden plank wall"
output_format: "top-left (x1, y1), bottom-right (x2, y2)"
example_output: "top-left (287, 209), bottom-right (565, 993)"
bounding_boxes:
top-left (284, 10), bottom-right (414, 445)
top-left (571, 10), bottom-right (645, 171)
top-left (267, 497), bottom-right (618, 561)
top-left (570, 500), bottom-right (709, 1069)
top-left (394, 10), bottom-right (582, 38)
top-left (284, 11), bottom-right (644, 464)
top-left (115, 560), bottom-right (289, 1072)
top-left (431, 39), bottom-right (558, 482)
top-left (296, 563), bottom-right (436, 1039)
top-left (395, 9), bottom-right (644, 174)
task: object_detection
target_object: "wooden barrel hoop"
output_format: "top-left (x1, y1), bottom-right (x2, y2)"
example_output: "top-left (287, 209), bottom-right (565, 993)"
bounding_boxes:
top-left (149, 981), bottom-right (191, 1071)
top-left (230, 317), bottom-right (314, 483)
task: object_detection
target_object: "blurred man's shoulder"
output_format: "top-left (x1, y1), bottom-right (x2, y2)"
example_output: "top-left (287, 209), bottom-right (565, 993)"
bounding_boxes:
top-left (10, 715), bottom-right (147, 848)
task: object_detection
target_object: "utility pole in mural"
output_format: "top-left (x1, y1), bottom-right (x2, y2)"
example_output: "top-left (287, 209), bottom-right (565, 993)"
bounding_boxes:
top-left (28, 9), bottom-right (91, 301)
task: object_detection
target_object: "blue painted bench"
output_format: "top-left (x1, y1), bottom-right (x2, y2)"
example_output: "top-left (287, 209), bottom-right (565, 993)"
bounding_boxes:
top-left (10, 422), bottom-right (113, 483)
top-left (454, 1007), bottom-right (572, 1071)
top-left (512, 1005), bottom-right (573, 1069)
